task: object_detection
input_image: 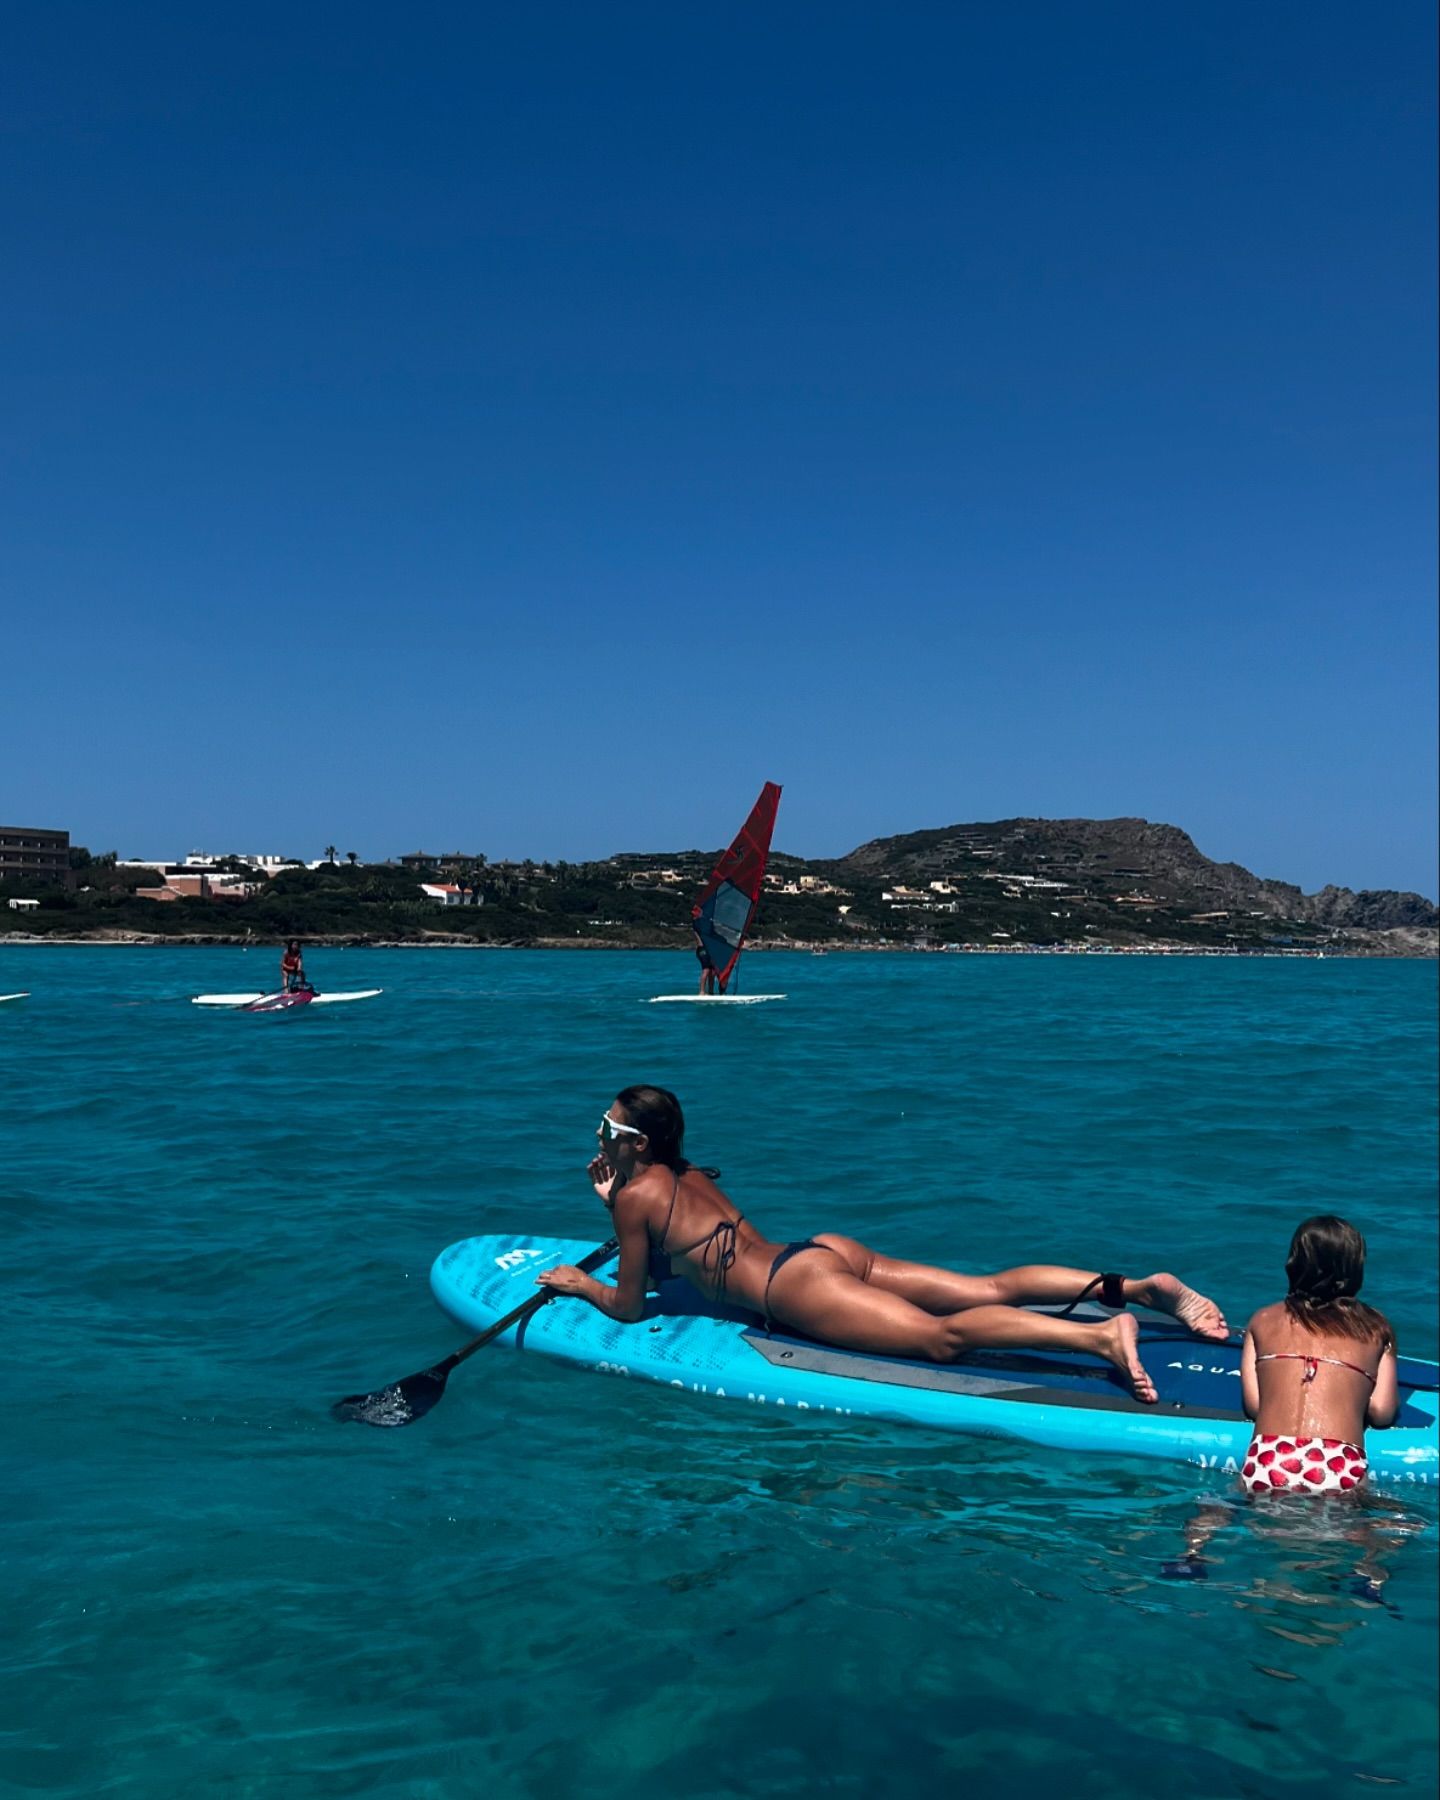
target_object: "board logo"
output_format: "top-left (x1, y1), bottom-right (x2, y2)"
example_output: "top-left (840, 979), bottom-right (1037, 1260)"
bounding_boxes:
top-left (494, 1246), bottom-right (546, 1270)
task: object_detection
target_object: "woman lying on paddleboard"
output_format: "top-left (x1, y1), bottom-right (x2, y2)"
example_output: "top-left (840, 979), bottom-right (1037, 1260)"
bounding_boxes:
top-left (535, 1085), bottom-right (1229, 1400)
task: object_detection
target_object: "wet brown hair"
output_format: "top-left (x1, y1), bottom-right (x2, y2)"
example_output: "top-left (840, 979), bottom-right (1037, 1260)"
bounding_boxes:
top-left (611, 1086), bottom-right (719, 1179)
top-left (1283, 1215), bottom-right (1392, 1345)
top-left (614, 1085), bottom-right (689, 1170)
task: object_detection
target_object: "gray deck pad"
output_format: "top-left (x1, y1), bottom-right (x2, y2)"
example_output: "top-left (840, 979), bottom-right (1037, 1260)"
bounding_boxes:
top-left (741, 1329), bottom-right (1248, 1420)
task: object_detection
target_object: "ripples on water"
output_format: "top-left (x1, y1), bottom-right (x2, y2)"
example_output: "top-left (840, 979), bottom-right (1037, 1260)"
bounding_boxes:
top-left (1, 948), bottom-right (1435, 1797)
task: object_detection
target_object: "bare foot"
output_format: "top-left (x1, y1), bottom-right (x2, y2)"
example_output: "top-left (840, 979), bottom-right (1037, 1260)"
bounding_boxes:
top-left (1140, 1272), bottom-right (1229, 1342)
top-left (1100, 1314), bottom-right (1157, 1403)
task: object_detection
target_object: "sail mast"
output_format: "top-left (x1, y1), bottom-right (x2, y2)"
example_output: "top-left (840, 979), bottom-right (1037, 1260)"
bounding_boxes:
top-left (690, 782), bottom-right (782, 993)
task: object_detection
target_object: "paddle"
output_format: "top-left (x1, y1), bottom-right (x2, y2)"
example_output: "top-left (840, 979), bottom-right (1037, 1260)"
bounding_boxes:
top-left (331, 1236), bottom-right (620, 1428)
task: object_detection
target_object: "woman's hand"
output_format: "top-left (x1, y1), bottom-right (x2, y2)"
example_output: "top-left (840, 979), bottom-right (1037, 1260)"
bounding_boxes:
top-left (535, 1264), bottom-right (590, 1296)
top-left (588, 1153), bottom-right (621, 1205)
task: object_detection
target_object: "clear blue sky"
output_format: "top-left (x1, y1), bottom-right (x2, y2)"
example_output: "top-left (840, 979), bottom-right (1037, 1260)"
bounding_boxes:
top-left (3, 3), bottom-right (1435, 895)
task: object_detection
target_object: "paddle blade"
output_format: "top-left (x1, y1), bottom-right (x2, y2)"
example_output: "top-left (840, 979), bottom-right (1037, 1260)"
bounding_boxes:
top-left (331, 1363), bottom-right (450, 1427)
top-left (331, 1236), bottom-right (620, 1429)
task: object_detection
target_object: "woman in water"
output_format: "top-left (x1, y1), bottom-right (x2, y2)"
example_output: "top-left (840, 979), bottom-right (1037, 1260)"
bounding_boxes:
top-left (536, 1085), bottom-right (1229, 1400)
top-left (1238, 1215), bottom-right (1398, 1493)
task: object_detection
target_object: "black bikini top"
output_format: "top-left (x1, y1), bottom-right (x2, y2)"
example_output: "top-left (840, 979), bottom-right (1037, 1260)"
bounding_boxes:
top-left (649, 1168), bottom-right (742, 1295)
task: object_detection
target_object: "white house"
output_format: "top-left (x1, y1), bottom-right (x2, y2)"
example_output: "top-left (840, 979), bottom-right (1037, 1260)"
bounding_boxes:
top-left (419, 882), bottom-right (479, 906)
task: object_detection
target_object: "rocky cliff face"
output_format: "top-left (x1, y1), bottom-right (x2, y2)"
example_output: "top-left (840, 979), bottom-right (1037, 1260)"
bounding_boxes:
top-left (833, 817), bottom-right (1438, 931)
top-left (1298, 885), bottom-right (1438, 928)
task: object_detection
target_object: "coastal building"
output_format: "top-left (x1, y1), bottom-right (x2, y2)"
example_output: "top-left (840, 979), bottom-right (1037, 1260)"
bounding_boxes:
top-left (0, 824), bottom-right (70, 887)
top-left (181, 852), bottom-right (295, 873)
top-left (979, 871), bottom-right (1071, 891)
top-left (760, 873), bottom-right (851, 897)
top-left (7, 896), bottom-right (40, 911)
top-left (134, 870), bottom-right (258, 901)
top-left (120, 853), bottom-right (306, 876)
top-left (881, 888), bottom-right (961, 915)
top-left (626, 868), bottom-right (687, 889)
top-left (419, 882), bottom-right (480, 905)
top-left (401, 852), bottom-right (484, 875)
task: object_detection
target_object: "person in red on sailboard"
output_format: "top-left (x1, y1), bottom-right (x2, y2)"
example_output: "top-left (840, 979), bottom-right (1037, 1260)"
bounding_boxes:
top-left (280, 939), bottom-right (307, 993)
top-left (689, 781), bottom-right (782, 997)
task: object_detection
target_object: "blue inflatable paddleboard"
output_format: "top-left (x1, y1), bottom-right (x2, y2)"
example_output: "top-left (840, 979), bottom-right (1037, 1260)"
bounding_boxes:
top-left (431, 1235), bottom-right (1440, 1484)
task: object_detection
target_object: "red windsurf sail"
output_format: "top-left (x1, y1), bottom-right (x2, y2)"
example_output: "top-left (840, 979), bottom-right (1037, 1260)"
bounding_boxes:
top-left (691, 782), bottom-right (782, 992)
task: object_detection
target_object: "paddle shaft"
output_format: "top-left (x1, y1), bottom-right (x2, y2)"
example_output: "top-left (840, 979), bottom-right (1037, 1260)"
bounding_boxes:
top-left (438, 1236), bottom-right (619, 1375)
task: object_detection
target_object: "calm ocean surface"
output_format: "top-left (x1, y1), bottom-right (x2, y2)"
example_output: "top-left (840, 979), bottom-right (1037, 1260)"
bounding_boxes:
top-left (2, 947), bottom-right (1436, 1799)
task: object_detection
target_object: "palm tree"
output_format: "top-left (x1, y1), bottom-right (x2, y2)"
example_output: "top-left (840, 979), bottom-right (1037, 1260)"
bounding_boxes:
top-left (346, 851), bottom-right (358, 868)
top-left (325, 845), bottom-right (338, 865)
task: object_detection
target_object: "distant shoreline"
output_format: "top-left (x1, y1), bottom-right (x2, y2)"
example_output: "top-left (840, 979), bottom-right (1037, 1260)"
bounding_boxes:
top-left (1, 932), bottom-right (1431, 958)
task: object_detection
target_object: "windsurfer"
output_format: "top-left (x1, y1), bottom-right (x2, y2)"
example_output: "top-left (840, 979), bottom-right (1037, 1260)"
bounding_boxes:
top-left (281, 939), bottom-right (307, 993)
top-left (535, 1086), bottom-right (1232, 1402)
top-left (692, 925), bottom-right (719, 995)
top-left (684, 780), bottom-right (781, 998)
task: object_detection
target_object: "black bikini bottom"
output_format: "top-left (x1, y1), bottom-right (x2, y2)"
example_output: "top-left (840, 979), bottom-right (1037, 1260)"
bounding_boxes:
top-left (763, 1238), bottom-right (838, 1326)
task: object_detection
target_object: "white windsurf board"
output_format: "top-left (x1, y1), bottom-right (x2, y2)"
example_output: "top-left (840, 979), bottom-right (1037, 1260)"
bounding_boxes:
top-left (192, 989), bottom-right (383, 1008)
top-left (647, 993), bottom-right (786, 1005)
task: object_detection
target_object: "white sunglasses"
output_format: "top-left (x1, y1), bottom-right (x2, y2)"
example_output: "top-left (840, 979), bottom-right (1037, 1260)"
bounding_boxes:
top-left (599, 1111), bottom-right (644, 1140)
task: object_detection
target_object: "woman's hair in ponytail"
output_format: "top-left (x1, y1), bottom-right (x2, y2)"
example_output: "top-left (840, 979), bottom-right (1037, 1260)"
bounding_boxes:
top-left (1283, 1215), bottom-right (1391, 1345)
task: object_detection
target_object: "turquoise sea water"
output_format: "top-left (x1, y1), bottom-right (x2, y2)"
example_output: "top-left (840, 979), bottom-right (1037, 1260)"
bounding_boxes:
top-left (2, 947), bottom-right (1437, 1799)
